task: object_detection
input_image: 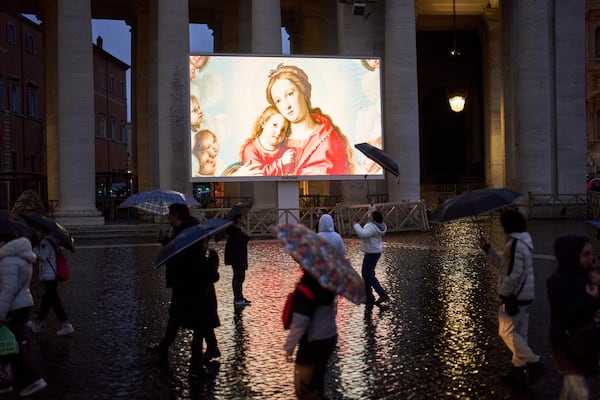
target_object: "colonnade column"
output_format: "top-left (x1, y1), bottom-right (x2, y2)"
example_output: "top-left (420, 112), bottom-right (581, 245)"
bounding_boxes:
top-left (384, 0), bottom-right (420, 201)
top-left (337, 2), bottom-right (384, 205)
top-left (131, 1), bottom-right (159, 192)
top-left (483, 7), bottom-right (505, 188)
top-left (504, 0), bottom-right (553, 194)
top-left (554, 0), bottom-right (586, 193)
top-left (156, 0), bottom-right (190, 192)
top-left (250, 0), bottom-right (282, 209)
top-left (52, 0), bottom-right (103, 224)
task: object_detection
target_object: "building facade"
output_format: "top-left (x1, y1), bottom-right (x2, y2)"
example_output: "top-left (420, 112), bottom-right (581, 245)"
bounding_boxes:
top-left (0, 0), bottom-right (588, 225)
top-left (0, 12), bottom-right (129, 214)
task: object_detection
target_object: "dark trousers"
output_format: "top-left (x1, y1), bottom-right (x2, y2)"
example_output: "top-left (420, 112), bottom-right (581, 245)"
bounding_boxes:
top-left (38, 280), bottom-right (68, 322)
top-left (4, 307), bottom-right (41, 390)
top-left (232, 266), bottom-right (246, 301)
top-left (294, 336), bottom-right (337, 399)
top-left (361, 252), bottom-right (386, 302)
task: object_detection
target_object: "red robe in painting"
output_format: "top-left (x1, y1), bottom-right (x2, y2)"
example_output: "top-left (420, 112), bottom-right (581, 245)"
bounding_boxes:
top-left (285, 113), bottom-right (351, 176)
top-left (241, 139), bottom-right (292, 176)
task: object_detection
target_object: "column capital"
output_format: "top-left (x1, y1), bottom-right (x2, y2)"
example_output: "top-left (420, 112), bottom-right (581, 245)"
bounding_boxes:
top-left (483, 7), bottom-right (500, 29)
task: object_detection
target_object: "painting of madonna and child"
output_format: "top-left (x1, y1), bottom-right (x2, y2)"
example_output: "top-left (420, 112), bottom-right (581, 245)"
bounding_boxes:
top-left (189, 54), bottom-right (385, 182)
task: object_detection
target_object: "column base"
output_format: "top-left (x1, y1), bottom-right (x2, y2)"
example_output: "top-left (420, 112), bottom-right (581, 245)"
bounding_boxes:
top-left (53, 209), bottom-right (105, 227)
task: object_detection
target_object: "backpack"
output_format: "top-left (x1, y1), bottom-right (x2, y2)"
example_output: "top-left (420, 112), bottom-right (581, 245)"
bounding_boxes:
top-left (48, 241), bottom-right (70, 281)
top-left (282, 284), bottom-right (314, 330)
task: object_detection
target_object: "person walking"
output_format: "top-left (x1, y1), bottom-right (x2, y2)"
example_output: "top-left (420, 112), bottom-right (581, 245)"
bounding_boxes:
top-left (224, 213), bottom-right (250, 306)
top-left (0, 229), bottom-right (47, 396)
top-left (28, 229), bottom-right (74, 336)
top-left (479, 209), bottom-right (544, 392)
top-left (547, 235), bottom-right (599, 400)
top-left (353, 209), bottom-right (388, 307)
top-left (147, 204), bottom-right (221, 371)
top-left (284, 269), bottom-right (337, 400)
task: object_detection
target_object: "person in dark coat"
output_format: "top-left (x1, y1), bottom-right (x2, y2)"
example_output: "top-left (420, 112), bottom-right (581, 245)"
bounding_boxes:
top-left (224, 213), bottom-right (250, 306)
top-left (547, 235), bottom-right (600, 399)
top-left (147, 204), bottom-right (221, 370)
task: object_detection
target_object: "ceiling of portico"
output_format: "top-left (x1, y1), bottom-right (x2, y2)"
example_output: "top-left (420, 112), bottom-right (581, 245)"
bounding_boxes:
top-left (2, 0), bottom-right (495, 29)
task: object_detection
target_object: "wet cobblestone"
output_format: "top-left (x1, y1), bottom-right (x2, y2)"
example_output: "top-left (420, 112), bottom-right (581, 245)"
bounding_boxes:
top-left (3, 218), bottom-right (600, 399)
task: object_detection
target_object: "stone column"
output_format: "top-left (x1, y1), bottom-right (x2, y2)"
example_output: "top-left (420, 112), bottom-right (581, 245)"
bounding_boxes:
top-left (53, 0), bottom-right (103, 224)
top-left (506, 0), bottom-right (553, 194)
top-left (42, 0), bottom-right (59, 203)
top-left (483, 7), bottom-right (505, 188)
top-left (156, 0), bottom-right (190, 193)
top-left (250, 0), bottom-right (282, 208)
top-left (131, 1), bottom-right (160, 192)
top-left (385, 0), bottom-right (420, 201)
top-left (337, 2), bottom-right (384, 205)
top-left (554, 0), bottom-right (586, 193)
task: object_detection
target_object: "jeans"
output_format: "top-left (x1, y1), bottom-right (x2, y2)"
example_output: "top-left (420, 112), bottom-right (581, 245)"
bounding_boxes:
top-left (361, 253), bottom-right (386, 302)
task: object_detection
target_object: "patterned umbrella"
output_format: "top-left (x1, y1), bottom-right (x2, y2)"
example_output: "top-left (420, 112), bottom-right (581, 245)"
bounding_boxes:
top-left (0, 211), bottom-right (38, 246)
top-left (119, 189), bottom-right (200, 215)
top-left (274, 223), bottom-right (366, 305)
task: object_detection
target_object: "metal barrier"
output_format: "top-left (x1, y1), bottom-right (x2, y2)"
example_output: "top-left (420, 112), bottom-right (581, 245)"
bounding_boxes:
top-left (526, 192), bottom-right (589, 218)
top-left (197, 200), bottom-right (430, 238)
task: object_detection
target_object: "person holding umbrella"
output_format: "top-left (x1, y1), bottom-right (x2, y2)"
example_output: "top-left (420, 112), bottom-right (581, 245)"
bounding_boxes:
top-left (479, 209), bottom-right (544, 392)
top-left (277, 222), bottom-right (363, 399)
top-left (353, 209), bottom-right (389, 307)
top-left (147, 204), bottom-right (221, 371)
top-left (28, 229), bottom-right (74, 336)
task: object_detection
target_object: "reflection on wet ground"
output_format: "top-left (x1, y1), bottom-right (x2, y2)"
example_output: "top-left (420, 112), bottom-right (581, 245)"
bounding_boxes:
top-left (15, 218), bottom-right (600, 399)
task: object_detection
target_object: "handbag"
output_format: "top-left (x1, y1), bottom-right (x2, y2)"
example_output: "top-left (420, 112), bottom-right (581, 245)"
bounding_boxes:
top-left (565, 322), bottom-right (600, 362)
top-left (0, 326), bottom-right (18, 356)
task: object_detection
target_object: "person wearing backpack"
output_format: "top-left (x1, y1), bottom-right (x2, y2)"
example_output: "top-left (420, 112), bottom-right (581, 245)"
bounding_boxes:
top-left (284, 270), bottom-right (337, 400)
top-left (283, 217), bottom-right (343, 399)
top-left (28, 230), bottom-right (74, 336)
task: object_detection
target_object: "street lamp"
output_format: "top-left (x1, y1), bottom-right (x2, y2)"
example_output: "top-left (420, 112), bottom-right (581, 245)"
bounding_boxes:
top-left (448, 0), bottom-right (466, 112)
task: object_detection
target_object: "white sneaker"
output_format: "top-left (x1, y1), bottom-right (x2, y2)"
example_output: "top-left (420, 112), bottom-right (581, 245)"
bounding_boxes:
top-left (56, 322), bottom-right (74, 336)
top-left (19, 378), bottom-right (46, 396)
top-left (26, 320), bottom-right (43, 333)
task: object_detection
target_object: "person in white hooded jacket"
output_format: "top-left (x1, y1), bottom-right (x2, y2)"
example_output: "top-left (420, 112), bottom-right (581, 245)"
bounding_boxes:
top-left (317, 214), bottom-right (345, 255)
top-left (480, 209), bottom-right (544, 392)
top-left (28, 231), bottom-right (74, 336)
top-left (353, 209), bottom-right (388, 307)
top-left (0, 229), bottom-right (47, 396)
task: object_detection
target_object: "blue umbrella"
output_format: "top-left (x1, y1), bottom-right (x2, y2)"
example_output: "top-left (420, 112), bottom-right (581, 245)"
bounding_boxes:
top-left (354, 142), bottom-right (399, 177)
top-left (119, 189), bottom-right (200, 215)
top-left (154, 218), bottom-right (232, 267)
top-left (430, 188), bottom-right (522, 223)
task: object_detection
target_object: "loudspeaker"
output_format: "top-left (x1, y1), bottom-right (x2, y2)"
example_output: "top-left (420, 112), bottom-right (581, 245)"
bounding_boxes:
top-left (352, 3), bottom-right (366, 16)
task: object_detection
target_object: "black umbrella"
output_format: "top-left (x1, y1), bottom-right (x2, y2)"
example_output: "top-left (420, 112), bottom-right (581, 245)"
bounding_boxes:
top-left (154, 218), bottom-right (233, 267)
top-left (224, 200), bottom-right (252, 221)
top-left (20, 212), bottom-right (75, 252)
top-left (354, 142), bottom-right (399, 177)
top-left (0, 211), bottom-right (38, 246)
top-left (429, 188), bottom-right (522, 224)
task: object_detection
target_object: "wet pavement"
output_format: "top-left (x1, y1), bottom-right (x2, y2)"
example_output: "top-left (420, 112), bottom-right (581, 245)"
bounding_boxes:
top-left (4, 217), bottom-right (600, 399)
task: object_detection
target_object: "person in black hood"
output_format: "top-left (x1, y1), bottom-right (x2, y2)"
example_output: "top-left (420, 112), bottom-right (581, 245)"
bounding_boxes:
top-left (147, 204), bottom-right (221, 372)
top-left (547, 235), bottom-right (599, 399)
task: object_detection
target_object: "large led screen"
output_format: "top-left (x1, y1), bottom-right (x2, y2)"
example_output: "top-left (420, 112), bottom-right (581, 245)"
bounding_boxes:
top-left (189, 55), bottom-right (384, 182)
